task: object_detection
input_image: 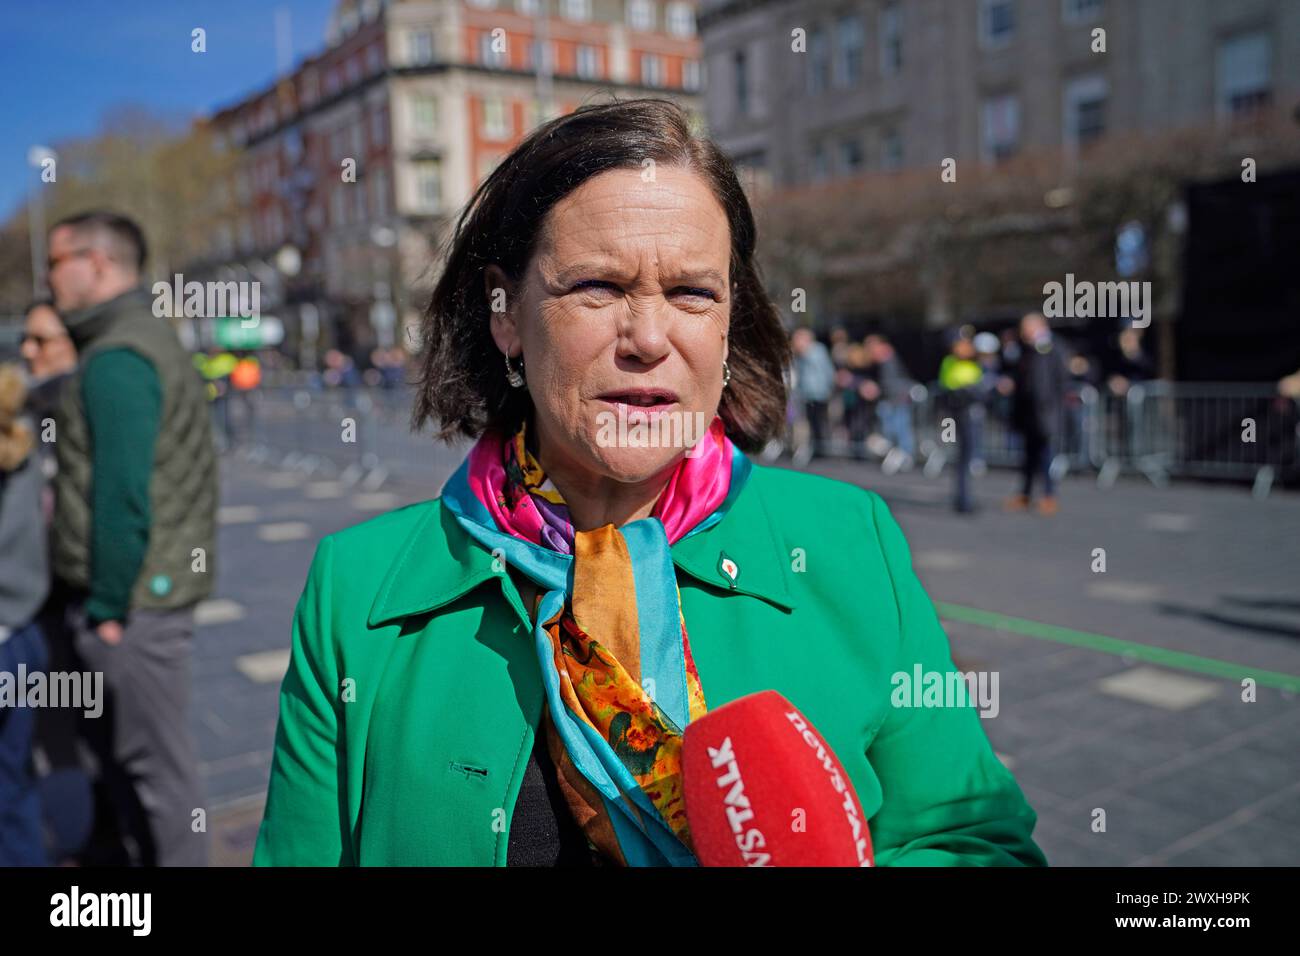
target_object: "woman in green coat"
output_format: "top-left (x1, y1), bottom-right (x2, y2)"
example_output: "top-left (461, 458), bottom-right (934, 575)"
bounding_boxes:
top-left (253, 99), bottom-right (1047, 868)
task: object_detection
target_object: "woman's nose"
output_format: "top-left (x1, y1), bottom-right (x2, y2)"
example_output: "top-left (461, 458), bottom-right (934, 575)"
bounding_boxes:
top-left (616, 299), bottom-right (672, 364)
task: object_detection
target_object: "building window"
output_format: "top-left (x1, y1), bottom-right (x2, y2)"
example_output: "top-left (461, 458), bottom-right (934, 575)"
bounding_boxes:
top-left (353, 181), bottom-right (367, 222)
top-left (369, 170), bottom-right (387, 221)
top-left (332, 184), bottom-right (349, 226)
top-left (517, 0), bottom-right (541, 13)
top-left (408, 28), bottom-right (434, 65)
top-left (810, 142), bottom-right (829, 183)
top-left (413, 159), bottom-right (442, 212)
top-left (481, 97), bottom-right (509, 139)
top-left (370, 107), bottom-right (388, 146)
top-left (839, 137), bottom-right (864, 175)
top-left (880, 2), bottom-right (902, 75)
top-left (365, 44), bottom-right (383, 74)
top-left (560, 0), bottom-right (591, 22)
top-left (523, 99), bottom-right (544, 132)
top-left (575, 44), bottom-right (598, 78)
top-left (882, 129), bottom-right (903, 170)
top-left (1064, 74), bottom-right (1107, 147)
top-left (833, 14), bottom-right (864, 87)
top-left (981, 93), bottom-right (1020, 161)
top-left (302, 70), bottom-right (320, 105)
top-left (666, 2), bottom-right (694, 38)
top-left (733, 49), bottom-right (749, 117)
top-left (330, 128), bottom-right (348, 162)
top-left (1216, 32), bottom-right (1272, 117)
top-left (411, 95), bottom-right (437, 135)
top-left (528, 39), bottom-right (555, 71)
top-left (1062, 0), bottom-right (1104, 23)
top-left (627, 0), bottom-right (654, 32)
top-left (345, 56), bottom-right (361, 86)
top-left (682, 58), bottom-right (701, 91)
top-left (980, 0), bottom-right (1016, 49)
top-left (479, 31), bottom-right (508, 67)
top-left (807, 28), bottom-right (829, 93)
top-left (641, 53), bottom-right (664, 87)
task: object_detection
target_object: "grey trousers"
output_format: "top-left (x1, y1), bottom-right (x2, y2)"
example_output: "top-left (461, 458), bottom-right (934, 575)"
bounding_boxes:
top-left (70, 602), bottom-right (209, 866)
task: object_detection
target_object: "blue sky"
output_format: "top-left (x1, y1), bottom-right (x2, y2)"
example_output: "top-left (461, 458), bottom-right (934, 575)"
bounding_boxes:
top-left (0, 0), bottom-right (335, 220)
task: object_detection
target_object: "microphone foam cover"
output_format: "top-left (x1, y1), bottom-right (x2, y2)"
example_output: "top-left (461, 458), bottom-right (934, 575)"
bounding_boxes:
top-left (683, 690), bottom-right (874, 867)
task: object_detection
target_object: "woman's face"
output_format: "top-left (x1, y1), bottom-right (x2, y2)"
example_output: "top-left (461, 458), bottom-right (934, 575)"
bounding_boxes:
top-left (21, 304), bottom-right (76, 380)
top-left (486, 166), bottom-right (732, 485)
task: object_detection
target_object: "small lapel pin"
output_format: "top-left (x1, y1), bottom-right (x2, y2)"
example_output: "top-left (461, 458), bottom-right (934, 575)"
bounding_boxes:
top-left (718, 552), bottom-right (740, 589)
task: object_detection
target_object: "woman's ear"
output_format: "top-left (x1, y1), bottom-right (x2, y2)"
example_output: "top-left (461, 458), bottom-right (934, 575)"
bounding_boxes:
top-left (484, 264), bottom-right (520, 356)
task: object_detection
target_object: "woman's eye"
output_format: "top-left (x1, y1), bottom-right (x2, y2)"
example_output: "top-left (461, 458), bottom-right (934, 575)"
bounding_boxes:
top-left (572, 280), bottom-right (618, 293)
top-left (672, 287), bottom-right (718, 301)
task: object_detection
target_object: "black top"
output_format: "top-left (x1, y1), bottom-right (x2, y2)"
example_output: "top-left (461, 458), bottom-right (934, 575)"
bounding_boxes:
top-left (506, 732), bottom-right (601, 867)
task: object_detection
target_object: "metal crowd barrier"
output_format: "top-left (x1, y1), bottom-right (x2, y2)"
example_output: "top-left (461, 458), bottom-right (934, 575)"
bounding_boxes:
top-left (226, 383), bottom-right (466, 488)
top-left (223, 378), bottom-right (1298, 498)
top-left (799, 380), bottom-right (1298, 497)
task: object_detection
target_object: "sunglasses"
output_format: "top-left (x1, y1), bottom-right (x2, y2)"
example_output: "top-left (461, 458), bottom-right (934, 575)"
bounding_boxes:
top-left (22, 331), bottom-right (70, 348)
top-left (46, 247), bottom-right (94, 272)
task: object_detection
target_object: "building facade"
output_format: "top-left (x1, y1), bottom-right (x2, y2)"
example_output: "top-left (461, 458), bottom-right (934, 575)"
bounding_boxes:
top-left (699, 0), bottom-right (1300, 361)
top-left (700, 0), bottom-right (1299, 188)
top-left (203, 0), bottom-right (703, 359)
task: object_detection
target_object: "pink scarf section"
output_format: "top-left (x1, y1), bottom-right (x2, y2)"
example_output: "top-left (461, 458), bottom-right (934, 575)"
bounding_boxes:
top-left (465, 415), bottom-right (735, 548)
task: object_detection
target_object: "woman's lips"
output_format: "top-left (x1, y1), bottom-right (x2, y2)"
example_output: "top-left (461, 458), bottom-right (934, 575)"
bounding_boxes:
top-left (596, 390), bottom-right (680, 410)
top-left (596, 395), bottom-right (679, 423)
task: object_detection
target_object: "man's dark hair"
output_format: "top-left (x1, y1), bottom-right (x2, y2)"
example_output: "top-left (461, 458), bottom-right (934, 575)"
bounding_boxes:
top-left (412, 97), bottom-right (790, 452)
top-left (51, 210), bottom-right (148, 273)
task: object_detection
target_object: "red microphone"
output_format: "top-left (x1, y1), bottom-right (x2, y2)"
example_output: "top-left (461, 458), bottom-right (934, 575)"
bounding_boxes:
top-left (682, 690), bottom-right (874, 867)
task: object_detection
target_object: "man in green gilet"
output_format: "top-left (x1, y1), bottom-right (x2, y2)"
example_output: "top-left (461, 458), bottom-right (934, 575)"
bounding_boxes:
top-left (46, 211), bottom-right (216, 866)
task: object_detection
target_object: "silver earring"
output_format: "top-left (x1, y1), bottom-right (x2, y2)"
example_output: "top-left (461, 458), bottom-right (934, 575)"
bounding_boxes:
top-left (504, 352), bottom-right (526, 388)
top-left (722, 360), bottom-right (731, 388)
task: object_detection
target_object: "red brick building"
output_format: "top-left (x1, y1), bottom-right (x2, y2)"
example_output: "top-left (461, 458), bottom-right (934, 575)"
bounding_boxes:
top-left (203, 0), bottom-right (702, 361)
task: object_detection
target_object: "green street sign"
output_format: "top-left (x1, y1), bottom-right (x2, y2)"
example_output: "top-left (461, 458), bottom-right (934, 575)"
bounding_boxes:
top-left (210, 316), bottom-right (284, 349)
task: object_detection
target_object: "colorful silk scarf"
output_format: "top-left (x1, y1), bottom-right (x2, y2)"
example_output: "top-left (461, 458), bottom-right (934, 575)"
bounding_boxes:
top-left (441, 415), bottom-right (750, 866)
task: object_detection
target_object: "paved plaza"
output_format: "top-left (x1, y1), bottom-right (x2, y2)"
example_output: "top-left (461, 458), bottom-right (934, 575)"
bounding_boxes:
top-left (196, 429), bottom-right (1300, 867)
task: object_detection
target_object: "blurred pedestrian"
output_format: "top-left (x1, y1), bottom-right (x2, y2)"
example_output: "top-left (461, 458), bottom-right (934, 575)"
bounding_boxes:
top-left (20, 300), bottom-right (76, 421)
top-left (971, 332), bottom-right (1002, 475)
top-left (838, 342), bottom-right (873, 460)
top-left (45, 210), bottom-right (216, 866)
top-left (1065, 350), bottom-right (1100, 467)
top-left (198, 348), bottom-right (238, 452)
top-left (20, 299), bottom-right (94, 858)
top-left (0, 364), bottom-right (50, 866)
top-left (791, 327), bottom-right (834, 461)
top-left (229, 352), bottom-right (261, 447)
top-left (1107, 325), bottom-right (1154, 464)
top-left (939, 332), bottom-right (993, 513)
top-left (1004, 312), bottom-right (1067, 515)
top-left (865, 334), bottom-right (917, 474)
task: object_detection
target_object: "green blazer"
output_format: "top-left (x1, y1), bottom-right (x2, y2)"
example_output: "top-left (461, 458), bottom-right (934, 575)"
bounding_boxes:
top-left (253, 461), bottom-right (1048, 867)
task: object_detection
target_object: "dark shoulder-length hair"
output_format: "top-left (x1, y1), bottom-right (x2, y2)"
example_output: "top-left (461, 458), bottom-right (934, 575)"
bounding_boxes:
top-left (412, 97), bottom-right (789, 453)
